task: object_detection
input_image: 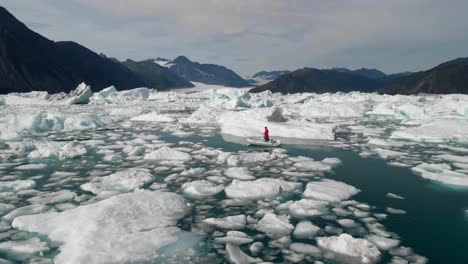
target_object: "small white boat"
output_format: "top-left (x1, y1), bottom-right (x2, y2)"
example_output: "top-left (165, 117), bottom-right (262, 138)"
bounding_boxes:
top-left (247, 138), bottom-right (282, 147)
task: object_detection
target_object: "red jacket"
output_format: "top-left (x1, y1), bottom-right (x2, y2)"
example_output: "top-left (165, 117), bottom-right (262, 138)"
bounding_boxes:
top-left (264, 129), bottom-right (269, 138)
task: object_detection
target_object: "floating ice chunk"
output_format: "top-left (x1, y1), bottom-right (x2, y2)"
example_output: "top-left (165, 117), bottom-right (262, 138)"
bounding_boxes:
top-left (225, 244), bottom-right (261, 264)
top-left (80, 168), bottom-right (153, 198)
top-left (239, 152), bottom-right (275, 163)
top-left (0, 112), bottom-right (104, 140)
top-left (180, 168), bottom-right (206, 177)
top-left (64, 83), bottom-right (93, 105)
top-left (249, 242), bottom-right (264, 255)
top-left (103, 154), bottom-right (123, 163)
top-left (337, 219), bottom-right (358, 228)
top-left (434, 154), bottom-right (468, 164)
top-left (412, 163), bottom-right (468, 187)
top-left (225, 178), bottom-right (302, 200)
top-left (0, 237), bottom-right (49, 260)
top-left (391, 120), bottom-right (468, 143)
top-left (15, 164), bottom-right (47, 170)
top-left (28, 190), bottom-right (76, 205)
top-left (255, 213), bottom-right (294, 238)
top-left (317, 233), bottom-right (381, 264)
top-left (4, 204), bottom-right (50, 221)
top-left (131, 112), bottom-right (175, 122)
top-left (90, 87), bottom-right (151, 104)
top-left (289, 199), bottom-right (329, 218)
top-left (386, 207), bottom-right (407, 215)
top-left (122, 145), bottom-right (145, 156)
top-left (28, 141), bottom-right (86, 160)
top-left (0, 180), bottom-right (36, 193)
top-left (215, 231), bottom-right (253, 245)
top-left (293, 220), bottom-right (320, 239)
top-left (303, 179), bottom-right (360, 202)
top-left (224, 167), bottom-right (255, 180)
top-left (12, 191), bottom-right (189, 264)
top-left (0, 203), bottom-right (15, 216)
top-left (367, 235), bottom-right (400, 250)
top-left (181, 180), bottom-right (224, 198)
top-left (144, 147), bottom-right (192, 161)
top-left (387, 193), bottom-right (405, 200)
top-left (219, 108), bottom-right (335, 140)
top-left (202, 215), bottom-right (246, 230)
top-left (290, 243), bottom-right (321, 256)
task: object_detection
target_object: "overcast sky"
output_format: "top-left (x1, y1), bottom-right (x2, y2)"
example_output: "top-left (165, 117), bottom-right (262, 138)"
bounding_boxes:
top-left (1, 0), bottom-right (467, 76)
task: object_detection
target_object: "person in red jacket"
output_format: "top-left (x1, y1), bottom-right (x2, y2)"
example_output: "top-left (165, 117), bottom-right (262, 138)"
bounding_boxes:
top-left (264, 127), bottom-right (269, 142)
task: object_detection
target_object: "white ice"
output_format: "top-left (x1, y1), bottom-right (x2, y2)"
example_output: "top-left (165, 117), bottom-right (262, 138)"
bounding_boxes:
top-left (225, 178), bottom-right (302, 200)
top-left (317, 233), bottom-right (381, 264)
top-left (181, 180), bottom-right (224, 198)
top-left (144, 147), bottom-right (192, 161)
top-left (303, 179), bottom-right (360, 202)
top-left (80, 168), bottom-right (154, 198)
top-left (12, 191), bottom-right (190, 264)
top-left (255, 213), bottom-right (294, 238)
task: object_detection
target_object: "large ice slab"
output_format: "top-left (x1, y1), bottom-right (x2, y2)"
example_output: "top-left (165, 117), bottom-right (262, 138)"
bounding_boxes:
top-left (303, 179), bottom-right (360, 202)
top-left (0, 112), bottom-right (104, 140)
top-left (317, 233), bottom-right (381, 264)
top-left (412, 163), bottom-right (468, 187)
top-left (181, 180), bottom-right (224, 198)
top-left (28, 141), bottom-right (87, 160)
top-left (391, 120), bottom-right (468, 143)
top-left (219, 108), bottom-right (334, 140)
top-left (225, 178), bottom-right (302, 200)
top-left (80, 168), bottom-right (154, 197)
top-left (12, 191), bottom-right (189, 264)
top-left (144, 147), bottom-right (192, 161)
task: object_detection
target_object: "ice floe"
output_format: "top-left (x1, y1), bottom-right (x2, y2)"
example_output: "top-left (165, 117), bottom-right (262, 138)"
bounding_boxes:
top-left (12, 191), bottom-right (189, 264)
top-left (317, 233), bottom-right (381, 264)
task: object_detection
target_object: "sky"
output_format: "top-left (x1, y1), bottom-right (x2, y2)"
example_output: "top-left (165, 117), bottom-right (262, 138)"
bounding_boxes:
top-left (1, 0), bottom-right (467, 76)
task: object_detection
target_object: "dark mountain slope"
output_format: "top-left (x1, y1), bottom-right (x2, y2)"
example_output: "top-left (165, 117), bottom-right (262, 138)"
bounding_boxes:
top-left (166, 56), bottom-right (250, 87)
top-left (382, 57), bottom-right (468, 94)
top-left (250, 68), bottom-right (381, 94)
top-left (122, 59), bottom-right (194, 90)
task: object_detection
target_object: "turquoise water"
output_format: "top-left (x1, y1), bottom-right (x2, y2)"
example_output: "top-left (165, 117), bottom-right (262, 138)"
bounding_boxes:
top-left (159, 132), bottom-right (468, 264)
top-left (0, 127), bottom-right (467, 263)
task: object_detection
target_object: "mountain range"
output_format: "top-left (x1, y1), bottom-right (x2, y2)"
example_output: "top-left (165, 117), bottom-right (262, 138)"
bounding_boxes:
top-left (250, 59), bottom-right (468, 94)
top-left (155, 56), bottom-right (251, 87)
top-left (0, 6), bottom-right (246, 93)
top-left (1, 6), bottom-right (467, 95)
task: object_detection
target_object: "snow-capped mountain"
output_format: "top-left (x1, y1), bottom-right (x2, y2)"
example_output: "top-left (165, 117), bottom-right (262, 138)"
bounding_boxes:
top-left (246, 70), bottom-right (290, 85)
top-left (154, 56), bottom-right (251, 87)
top-left (154, 57), bottom-right (174, 68)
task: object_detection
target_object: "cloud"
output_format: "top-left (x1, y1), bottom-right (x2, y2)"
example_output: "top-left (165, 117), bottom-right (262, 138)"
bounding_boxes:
top-left (1, 0), bottom-right (468, 75)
